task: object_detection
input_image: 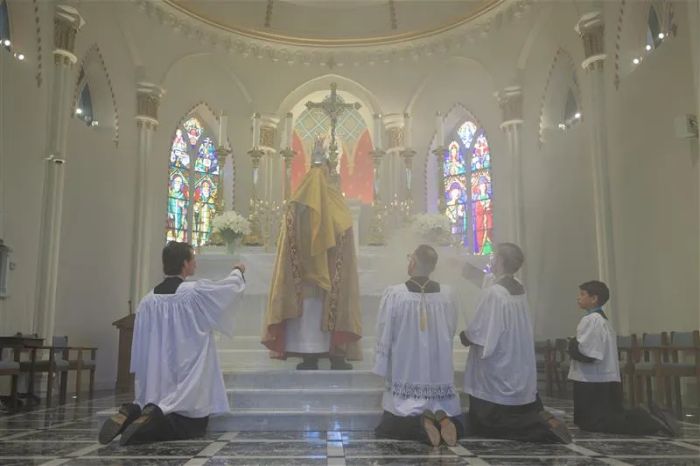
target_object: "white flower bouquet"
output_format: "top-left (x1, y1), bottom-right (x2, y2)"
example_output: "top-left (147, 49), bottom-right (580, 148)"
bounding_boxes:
top-left (212, 210), bottom-right (251, 247)
top-left (410, 213), bottom-right (453, 245)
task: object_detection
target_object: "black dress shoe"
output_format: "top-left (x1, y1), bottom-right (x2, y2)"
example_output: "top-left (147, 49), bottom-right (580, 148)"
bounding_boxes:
top-left (99, 403), bottom-right (141, 444)
top-left (296, 356), bottom-right (319, 370)
top-left (119, 403), bottom-right (164, 446)
top-left (330, 357), bottom-right (353, 370)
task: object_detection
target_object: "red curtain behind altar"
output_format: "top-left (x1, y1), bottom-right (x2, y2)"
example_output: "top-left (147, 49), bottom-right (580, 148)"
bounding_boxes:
top-left (290, 130), bottom-right (374, 205)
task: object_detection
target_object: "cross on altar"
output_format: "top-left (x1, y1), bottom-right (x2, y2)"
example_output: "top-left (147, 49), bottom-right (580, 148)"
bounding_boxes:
top-left (305, 82), bottom-right (361, 180)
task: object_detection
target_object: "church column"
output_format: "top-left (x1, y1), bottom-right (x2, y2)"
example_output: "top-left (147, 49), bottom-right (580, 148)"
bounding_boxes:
top-left (576, 12), bottom-right (622, 331)
top-left (34, 5), bottom-right (84, 339)
top-left (497, 86), bottom-right (525, 247)
top-left (130, 82), bottom-right (164, 311)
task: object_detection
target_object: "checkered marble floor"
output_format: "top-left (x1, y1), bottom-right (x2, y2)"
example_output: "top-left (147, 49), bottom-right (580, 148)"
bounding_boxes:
top-left (0, 394), bottom-right (698, 465)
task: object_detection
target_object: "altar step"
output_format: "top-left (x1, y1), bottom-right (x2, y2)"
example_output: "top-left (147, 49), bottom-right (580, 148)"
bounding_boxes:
top-left (208, 369), bottom-right (468, 432)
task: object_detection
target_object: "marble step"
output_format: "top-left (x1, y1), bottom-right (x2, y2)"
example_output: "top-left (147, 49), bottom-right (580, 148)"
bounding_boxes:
top-left (227, 387), bottom-right (470, 410)
top-left (223, 369), bottom-right (466, 389)
top-left (207, 409), bottom-right (382, 432)
top-left (217, 348), bottom-right (469, 370)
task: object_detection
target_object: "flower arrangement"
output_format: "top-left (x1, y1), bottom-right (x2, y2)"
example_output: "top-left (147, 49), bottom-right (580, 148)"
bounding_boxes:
top-left (410, 213), bottom-right (453, 245)
top-left (212, 211), bottom-right (251, 253)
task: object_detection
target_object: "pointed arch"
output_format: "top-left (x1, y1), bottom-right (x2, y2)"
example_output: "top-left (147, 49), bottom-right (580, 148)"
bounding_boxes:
top-left (538, 48), bottom-right (581, 146)
top-left (425, 104), bottom-right (494, 253)
top-left (165, 102), bottom-right (232, 246)
top-left (73, 44), bottom-right (120, 146)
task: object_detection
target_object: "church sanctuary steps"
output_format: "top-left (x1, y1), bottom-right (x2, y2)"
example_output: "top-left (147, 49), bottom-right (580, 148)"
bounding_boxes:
top-left (209, 370), bottom-right (469, 432)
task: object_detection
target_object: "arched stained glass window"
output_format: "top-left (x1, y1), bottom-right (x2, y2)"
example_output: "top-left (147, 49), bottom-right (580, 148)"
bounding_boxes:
top-left (646, 6), bottom-right (662, 50)
top-left (444, 120), bottom-right (493, 255)
top-left (166, 117), bottom-right (220, 246)
top-left (0, 1), bottom-right (10, 48)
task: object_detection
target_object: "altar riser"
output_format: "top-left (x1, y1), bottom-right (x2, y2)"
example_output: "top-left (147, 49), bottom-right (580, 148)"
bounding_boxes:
top-left (226, 388), bottom-right (469, 411)
top-left (208, 411), bottom-right (383, 432)
top-left (223, 369), bottom-right (466, 390)
top-left (217, 348), bottom-right (469, 371)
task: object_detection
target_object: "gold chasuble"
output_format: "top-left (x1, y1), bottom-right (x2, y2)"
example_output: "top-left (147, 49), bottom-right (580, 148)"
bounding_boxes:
top-left (262, 166), bottom-right (363, 360)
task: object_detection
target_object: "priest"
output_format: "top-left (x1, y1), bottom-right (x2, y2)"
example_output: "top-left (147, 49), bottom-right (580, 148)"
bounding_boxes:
top-left (460, 242), bottom-right (571, 443)
top-left (262, 137), bottom-right (362, 370)
top-left (373, 245), bottom-right (463, 447)
top-left (98, 241), bottom-right (246, 445)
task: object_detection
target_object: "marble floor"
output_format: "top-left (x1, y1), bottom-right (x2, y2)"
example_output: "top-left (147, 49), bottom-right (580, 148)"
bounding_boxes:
top-left (0, 394), bottom-right (698, 466)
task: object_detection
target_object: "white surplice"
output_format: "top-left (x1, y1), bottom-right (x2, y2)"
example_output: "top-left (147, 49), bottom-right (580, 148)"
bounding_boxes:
top-left (462, 283), bottom-right (537, 406)
top-left (372, 284), bottom-right (461, 417)
top-left (130, 269), bottom-right (245, 418)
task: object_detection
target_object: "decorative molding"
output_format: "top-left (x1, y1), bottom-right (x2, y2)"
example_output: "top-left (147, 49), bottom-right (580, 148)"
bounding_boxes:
top-left (613, 0), bottom-right (626, 89)
top-left (73, 44), bottom-right (121, 146)
top-left (135, 82), bottom-right (165, 126)
top-left (496, 86), bottom-right (523, 128)
top-left (537, 48), bottom-right (581, 146)
top-left (53, 5), bottom-right (84, 63)
top-left (32, 0), bottom-right (43, 87)
top-left (264, 0), bottom-right (273, 28)
top-left (134, 0), bottom-right (535, 68)
top-left (389, 0), bottom-right (398, 30)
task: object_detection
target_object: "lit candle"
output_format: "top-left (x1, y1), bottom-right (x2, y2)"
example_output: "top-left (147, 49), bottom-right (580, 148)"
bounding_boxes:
top-left (403, 112), bottom-right (411, 148)
top-left (435, 111), bottom-right (444, 145)
top-left (285, 112), bottom-right (293, 149)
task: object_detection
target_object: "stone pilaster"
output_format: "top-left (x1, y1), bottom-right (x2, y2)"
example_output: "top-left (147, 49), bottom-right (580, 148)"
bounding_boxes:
top-left (130, 82), bottom-right (164, 309)
top-left (34, 5), bottom-right (84, 339)
top-left (497, 86), bottom-right (524, 248)
top-left (576, 11), bottom-right (622, 332)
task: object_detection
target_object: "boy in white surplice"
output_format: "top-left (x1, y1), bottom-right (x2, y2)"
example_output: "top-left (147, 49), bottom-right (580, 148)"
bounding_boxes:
top-left (373, 245), bottom-right (463, 447)
top-left (98, 241), bottom-right (246, 446)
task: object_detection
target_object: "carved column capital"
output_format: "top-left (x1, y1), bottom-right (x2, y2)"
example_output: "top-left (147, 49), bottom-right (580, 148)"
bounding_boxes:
top-left (135, 82), bottom-right (165, 128)
top-left (53, 5), bottom-right (84, 65)
top-left (576, 11), bottom-right (606, 71)
top-left (497, 86), bottom-right (523, 129)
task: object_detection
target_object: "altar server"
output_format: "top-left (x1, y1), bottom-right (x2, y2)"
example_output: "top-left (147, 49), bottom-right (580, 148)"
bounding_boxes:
top-left (373, 245), bottom-right (463, 447)
top-left (99, 241), bottom-right (246, 445)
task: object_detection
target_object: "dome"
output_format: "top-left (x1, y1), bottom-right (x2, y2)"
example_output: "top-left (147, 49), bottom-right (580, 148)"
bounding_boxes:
top-left (163, 0), bottom-right (506, 46)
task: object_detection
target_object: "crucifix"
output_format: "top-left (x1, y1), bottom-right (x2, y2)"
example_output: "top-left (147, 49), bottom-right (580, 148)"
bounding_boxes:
top-left (305, 82), bottom-right (361, 184)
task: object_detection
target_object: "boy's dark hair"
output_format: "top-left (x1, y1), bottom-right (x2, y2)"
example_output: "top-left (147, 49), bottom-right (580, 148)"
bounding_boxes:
top-left (162, 241), bottom-right (194, 275)
top-left (497, 242), bottom-right (524, 274)
top-left (579, 280), bottom-right (610, 306)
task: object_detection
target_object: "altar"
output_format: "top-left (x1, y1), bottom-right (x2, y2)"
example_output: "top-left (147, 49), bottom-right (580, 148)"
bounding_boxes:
top-left (195, 245), bottom-right (483, 370)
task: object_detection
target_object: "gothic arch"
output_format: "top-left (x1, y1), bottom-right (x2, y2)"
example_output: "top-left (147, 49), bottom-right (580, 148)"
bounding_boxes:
top-left (73, 44), bottom-right (120, 146)
top-left (537, 48), bottom-right (582, 146)
top-left (613, 0), bottom-right (677, 89)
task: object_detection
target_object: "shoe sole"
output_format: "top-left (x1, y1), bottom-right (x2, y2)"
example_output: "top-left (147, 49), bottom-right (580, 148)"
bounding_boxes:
top-left (98, 413), bottom-right (130, 445)
top-left (649, 402), bottom-right (681, 437)
top-left (119, 415), bottom-right (152, 446)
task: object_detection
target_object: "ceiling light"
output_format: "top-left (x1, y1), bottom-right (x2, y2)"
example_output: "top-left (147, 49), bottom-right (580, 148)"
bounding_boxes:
top-left (75, 108), bottom-right (83, 115)
top-left (633, 58), bottom-right (640, 65)
top-left (574, 112), bottom-right (581, 120)
top-left (558, 123), bottom-right (567, 130)
top-left (658, 32), bottom-right (665, 39)
top-left (645, 44), bottom-right (652, 51)
top-left (17, 53), bottom-right (24, 61)
top-left (91, 120), bottom-right (99, 127)
top-left (2, 39), bottom-right (10, 47)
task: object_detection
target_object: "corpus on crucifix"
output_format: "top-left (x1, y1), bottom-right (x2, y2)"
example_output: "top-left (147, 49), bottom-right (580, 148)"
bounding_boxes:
top-left (304, 82), bottom-right (362, 185)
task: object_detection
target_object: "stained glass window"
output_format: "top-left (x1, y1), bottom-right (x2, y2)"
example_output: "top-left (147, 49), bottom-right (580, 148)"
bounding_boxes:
top-left (444, 120), bottom-right (493, 255)
top-left (647, 6), bottom-right (662, 49)
top-left (166, 117), bottom-right (220, 246)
